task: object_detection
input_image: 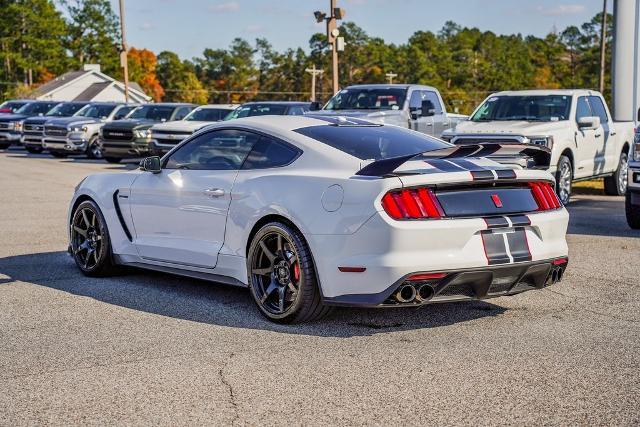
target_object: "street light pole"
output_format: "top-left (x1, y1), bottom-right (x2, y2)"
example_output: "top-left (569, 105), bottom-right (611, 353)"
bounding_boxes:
top-left (330, 0), bottom-right (339, 94)
top-left (118, 0), bottom-right (130, 103)
top-left (599, 0), bottom-right (608, 94)
top-left (385, 72), bottom-right (398, 84)
top-left (305, 65), bottom-right (324, 101)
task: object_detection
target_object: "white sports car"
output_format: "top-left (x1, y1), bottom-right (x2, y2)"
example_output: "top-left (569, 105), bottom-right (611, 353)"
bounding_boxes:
top-left (68, 115), bottom-right (569, 323)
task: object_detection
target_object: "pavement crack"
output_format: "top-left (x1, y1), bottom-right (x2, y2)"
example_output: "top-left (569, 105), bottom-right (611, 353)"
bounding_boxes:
top-left (219, 352), bottom-right (240, 425)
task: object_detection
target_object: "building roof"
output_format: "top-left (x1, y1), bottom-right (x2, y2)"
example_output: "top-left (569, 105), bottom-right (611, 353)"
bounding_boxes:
top-left (73, 82), bottom-right (112, 101)
top-left (31, 71), bottom-right (89, 97)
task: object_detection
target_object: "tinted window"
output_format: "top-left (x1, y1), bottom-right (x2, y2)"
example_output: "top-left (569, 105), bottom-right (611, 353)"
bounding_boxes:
top-left (242, 136), bottom-right (300, 169)
top-left (174, 106), bottom-right (193, 120)
top-left (287, 106), bottom-right (306, 116)
top-left (164, 129), bottom-right (259, 170)
top-left (588, 96), bottom-right (608, 123)
top-left (294, 125), bottom-right (450, 160)
top-left (185, 108), bottom-right (232, 122)
top-left (225, 104), bottom-right (288, 120)
top-left (325, 87), bottom-right (407, 111)
top-left (128, 105), bottom-right (175, 121)
top-left (422, 91), bottom-right (443, 114)
top-left (0, 101), bottom-right (29, 113)
top-left (16, 102), bottom-right (58, 115)
top-left (471, 95), bottom-right (572, 121)
top-left (46, 103), bottom-right (87, 117)
top-left (76, 104), bottom-right (117, 119)
top-left (575, 97), bottom-right (592, 121)
top-left (409, 91), bottom-right (442, 114)
top-left (113, 106), bottom-right (135, 120)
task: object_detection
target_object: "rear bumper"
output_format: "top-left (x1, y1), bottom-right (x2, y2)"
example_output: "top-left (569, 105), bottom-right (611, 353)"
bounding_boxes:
top-left (323, 258), bottom-right (568, 307)
top-left (101, 138), bottom-right (151, 158)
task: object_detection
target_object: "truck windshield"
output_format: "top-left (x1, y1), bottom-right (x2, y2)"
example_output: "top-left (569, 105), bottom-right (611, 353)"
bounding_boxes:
top-left (324, 88), bottom-right (407, 111)
top-left (225, 104), bottom-right (288, 120)
top-left (186, 108), bottom-right (231, 122)
top-left (46, 103), bottom-right (87, 117)
top-left (16, 102), bottom-right (57, 115)
top-left (75, 104), bottom-right (117, 119)
top-left (471, 95), bottom-right (572, 122)
top-left (128, 105), bottom-right (175, 121)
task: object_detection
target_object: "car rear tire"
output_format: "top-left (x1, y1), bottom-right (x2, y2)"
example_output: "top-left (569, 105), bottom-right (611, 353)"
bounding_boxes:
top-left (247, 222), bottom-right (332, 324)
top-left (604, 151), bottom-right (628, 196)
top-left (104, 157), bottom-right (121, 164)
top-left (0, 143), bottom-right (11, 150)
top-left (86, 136), bottom-right (103, 159)
top-left (626, 192), bottom-right (640, 229)
top-left (50, 151), bottom-right (67, 158)
top-left (555, 155), bottom-right (572, 205)
top-left (70, 200), bottom-right (119, 277)
top-left (25, 146), bottom-right (43, 154)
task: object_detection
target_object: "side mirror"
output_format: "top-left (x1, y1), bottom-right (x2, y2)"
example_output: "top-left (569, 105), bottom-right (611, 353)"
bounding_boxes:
top-left (578, 116), bottom-right (601, 130)
top-left (140, 156), bottom-right (161, 173)
top-left (637, 107), bottom-right (640, 122)
top-left (421, 100), bottom-right (436, 117)
top-left (309, 101), bottom-right (322, 111)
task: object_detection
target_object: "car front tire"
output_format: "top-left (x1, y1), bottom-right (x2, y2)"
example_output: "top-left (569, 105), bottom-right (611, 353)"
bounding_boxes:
top-left (626, 192), bottom-right (640, 229)
top-left (604, 151), bottom-right (628, 196)
top-left (104, 157), bottom-right (121, 164)
top-left (70, 200), bottom-right (119, 276)
top-left (247, 222), bottom-right (331, 324)
top-left (86, 136), bottom-right (103, 159)
top-left (0, 142), bottom-right (11, 150)
top-left (555, 155), bottom-right (572, 205)
top-left (25, 146), bottom-right (43, 154)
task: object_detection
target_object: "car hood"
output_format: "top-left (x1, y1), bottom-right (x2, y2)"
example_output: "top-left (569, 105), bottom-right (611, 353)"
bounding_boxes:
top-left (448, 120), bottom-right (567, 136)
top-left (315, 109), bottom-right (404, 122)
top-left (0, 113), bottom-right (30, 122)
top-left (151, 120), bottom-right (211, 132)
top-left (46, 117), bottom-right (101, 127)
top-left (102, 119), bottom-right (156, 130)
top-left (23, 116), bottom-right (51, 125)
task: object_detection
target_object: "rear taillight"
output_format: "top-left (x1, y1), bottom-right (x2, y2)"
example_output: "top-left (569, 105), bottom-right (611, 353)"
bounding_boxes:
top-left (529, 182), bottom-right (561, 210)
top-left (381, 188), bottom-right (445, 220)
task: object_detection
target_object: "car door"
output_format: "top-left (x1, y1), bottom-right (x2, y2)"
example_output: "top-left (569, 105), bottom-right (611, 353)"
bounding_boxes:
top-left (588, 95), bottom-right (612, 174)
top-left (574, 96), bottom-right (598, 179)
top-left (128, 129), bottom-right (259, 268)
top-left (408, 90), bottom-right (435, 135)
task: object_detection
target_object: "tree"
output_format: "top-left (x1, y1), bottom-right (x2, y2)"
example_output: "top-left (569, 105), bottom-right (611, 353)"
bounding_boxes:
top-left (157, 51), bottom-right (207, 104)
top-left (62, 0), bottom-right (121, 76)
top-left (127, 47), bottom-right (164, 101)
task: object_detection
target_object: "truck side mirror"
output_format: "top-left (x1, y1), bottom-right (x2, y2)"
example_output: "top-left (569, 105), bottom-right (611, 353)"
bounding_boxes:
top-left (140, 156), bottom-right (161, 173)
top-left (578, 116), bottom-right (600, 130)
top-left (410, 109), bottom-right (421, 120)
top-left (309, 101), bottom-right (322, 111)
top-left (421, 100), bottom-right (435, 117)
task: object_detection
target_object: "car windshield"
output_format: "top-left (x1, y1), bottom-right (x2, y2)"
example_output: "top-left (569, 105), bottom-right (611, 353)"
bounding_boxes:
top-left (324, 87), bottom-right (407, 111)
top-left (185, 108), bottom-right (231, 122)
top-left (46, 103), bottom-right (87, 117)
top-left (15, 102), bottom-right (57, 115)
top-left (225, 104), bottom-right (289, 120)
top-left (0, 101), bottom-right (29, 113)
top-left (128, 105), bottom-right (175, 121)
top-left (294, 124), bottom-right (451, 160)
top-left (75, 104), bottom-right (117, 119)
top-left (471, 95), bottom-right (572, 122)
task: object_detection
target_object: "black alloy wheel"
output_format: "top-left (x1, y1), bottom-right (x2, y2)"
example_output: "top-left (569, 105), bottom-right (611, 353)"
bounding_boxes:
top-left (247, 222), bottom-right (331, 323)
top-left (70, 200), bottom-right (117, 276)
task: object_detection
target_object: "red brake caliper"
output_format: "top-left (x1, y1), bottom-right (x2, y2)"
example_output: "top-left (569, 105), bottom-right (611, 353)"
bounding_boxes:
top-left (293, 262), bottom-right (300, 282)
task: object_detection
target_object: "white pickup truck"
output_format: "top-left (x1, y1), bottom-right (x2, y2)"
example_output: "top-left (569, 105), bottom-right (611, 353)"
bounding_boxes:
top-left (316, 84), bottom-right (467, 138)
top-left (442, 90), bottom-right (635, 204)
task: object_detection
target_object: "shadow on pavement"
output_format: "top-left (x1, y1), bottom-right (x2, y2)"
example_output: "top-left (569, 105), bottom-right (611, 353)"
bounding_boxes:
top-left (566, 195), bottom-right (639, 238)
top-left (0, 251), bottom-right (507, 338)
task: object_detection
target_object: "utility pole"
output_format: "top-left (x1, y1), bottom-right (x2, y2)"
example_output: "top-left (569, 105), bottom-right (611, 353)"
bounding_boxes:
top-left (385, 72), bottom-right (397, 84)
top-left (314, 2), bottom-right (345, 95)
top-left (598, 0), bottom-right (608, 94)
top-left (305, 65), bottom-right (324, 101)
top-left (118, 0), bottom-right (130, 103)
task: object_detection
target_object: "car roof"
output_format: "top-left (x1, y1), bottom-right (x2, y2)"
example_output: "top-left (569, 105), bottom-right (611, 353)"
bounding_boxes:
top-left (239, 101), bottom-right (310, 106)
top-left (197, 104), bottom-right (238, 109)
top-left (491, 89), bottom-right (600, 97)
top-left (143, 102), bottom-right (197, 107)
top-left (343, 83), bottom-right (437, 91)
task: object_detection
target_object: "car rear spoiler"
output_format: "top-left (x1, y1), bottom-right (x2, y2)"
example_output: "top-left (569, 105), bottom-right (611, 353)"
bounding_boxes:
top-left (355, 143), bottom-right (551, 177)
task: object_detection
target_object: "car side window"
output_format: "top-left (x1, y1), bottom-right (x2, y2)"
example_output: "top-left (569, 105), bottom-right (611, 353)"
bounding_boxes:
top-left (588, 96), bottom-right (609, 124)
top-left (174, 107), bottom-right (193, 120)
top-left (113, 106), bottom-right (134, 120)
top-left (408, 91), bottom-right (422, 111)
top-left (241, 136), bottom-right (300, 169)
top-left (164, 129), bottom-right (260, 170)
top-left (287, 106), bottom-right (306, 116)
top-left (575, 97), bottom-right (592, 122)
top-left (421, 91), bottom-right (443, 114)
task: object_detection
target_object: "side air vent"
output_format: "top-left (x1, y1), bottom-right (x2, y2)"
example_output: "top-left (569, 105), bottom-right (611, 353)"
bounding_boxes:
top-left (113, 190), bottom-right (133, 242)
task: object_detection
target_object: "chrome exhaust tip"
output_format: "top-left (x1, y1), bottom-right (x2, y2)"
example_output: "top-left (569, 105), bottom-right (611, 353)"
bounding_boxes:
top-left (551, 268), bottom-right (558, 284)
top-left (395, 285), bottom-right (417, 303)
top-left (415, 284), bottom-right (434, 303)
top-left (556, 268), bottom-right (564, 282)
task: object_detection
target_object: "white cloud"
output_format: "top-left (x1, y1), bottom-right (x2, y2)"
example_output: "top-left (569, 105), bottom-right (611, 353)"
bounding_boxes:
top-left (535, 4), bottom-right (586, 16)
top-left (209, 1), bottom-right (240, 13)
top-left (246, 24), bottom-right (264, 33)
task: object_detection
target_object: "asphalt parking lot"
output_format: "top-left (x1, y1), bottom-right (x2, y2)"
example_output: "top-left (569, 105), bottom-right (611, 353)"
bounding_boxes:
top-left (1, 149), bottom-right (639, 425)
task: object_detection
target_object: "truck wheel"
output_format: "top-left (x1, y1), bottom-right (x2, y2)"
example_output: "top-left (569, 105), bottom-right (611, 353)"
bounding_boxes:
top-left (86, 136), bottom-right (102, 159)
top-left (104, 157), bottom-right (121, 164)
top-left (50, 151), bottom-right (67, 158)
top-left (604, 151), bottom-right (628, 196)
top-left (626, 192), bottom-right (640, 229)
top-left (555, 155), bottom-right (572, 205)
top-left (0, 143), bottom-right (11, 150)
top-left (26, 146), bottom-right (43, 154)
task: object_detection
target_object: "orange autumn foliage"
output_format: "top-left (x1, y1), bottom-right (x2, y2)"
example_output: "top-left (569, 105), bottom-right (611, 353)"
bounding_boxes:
top-left (128, 47), bottom-right (165, 101)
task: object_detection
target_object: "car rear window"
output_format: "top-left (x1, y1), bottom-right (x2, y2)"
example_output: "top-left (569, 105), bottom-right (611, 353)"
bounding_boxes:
top-left (293, 125), bottom-right (451, 160)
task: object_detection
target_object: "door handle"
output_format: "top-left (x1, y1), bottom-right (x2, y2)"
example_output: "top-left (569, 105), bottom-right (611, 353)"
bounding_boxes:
top-left (203, 188), bottom-right (225, 197)
top-left (595, 133), bottom-right (602, 138)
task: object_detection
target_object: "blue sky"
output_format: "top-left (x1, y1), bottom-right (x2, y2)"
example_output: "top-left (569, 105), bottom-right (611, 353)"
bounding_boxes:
top-left (111, 0), bottom-right (610, 60)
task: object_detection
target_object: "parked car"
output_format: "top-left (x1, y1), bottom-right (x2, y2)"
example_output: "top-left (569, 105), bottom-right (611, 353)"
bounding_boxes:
top-left (22, 102), bottom-right (91, 154)
top-left (0, 101), bottom-right (59, 149)
top-left (626, 121), bottom-right (640, 228)
top-left (224, 101), bottom-right (313, 120)
top-left (316, 84), bottom-right (467, 138)
top-left (42, 103), bottom-right (137, 159)
top-left (149, 104), bottom-right (237, 156)
top-left (0, 99), bottom-right (31, 114)
top-left (441, 90), bottom-right (635, 204)
top-left (99, 103), bottom-right (196, 163)
top-left (67, 115), bottom-right (568, 324)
